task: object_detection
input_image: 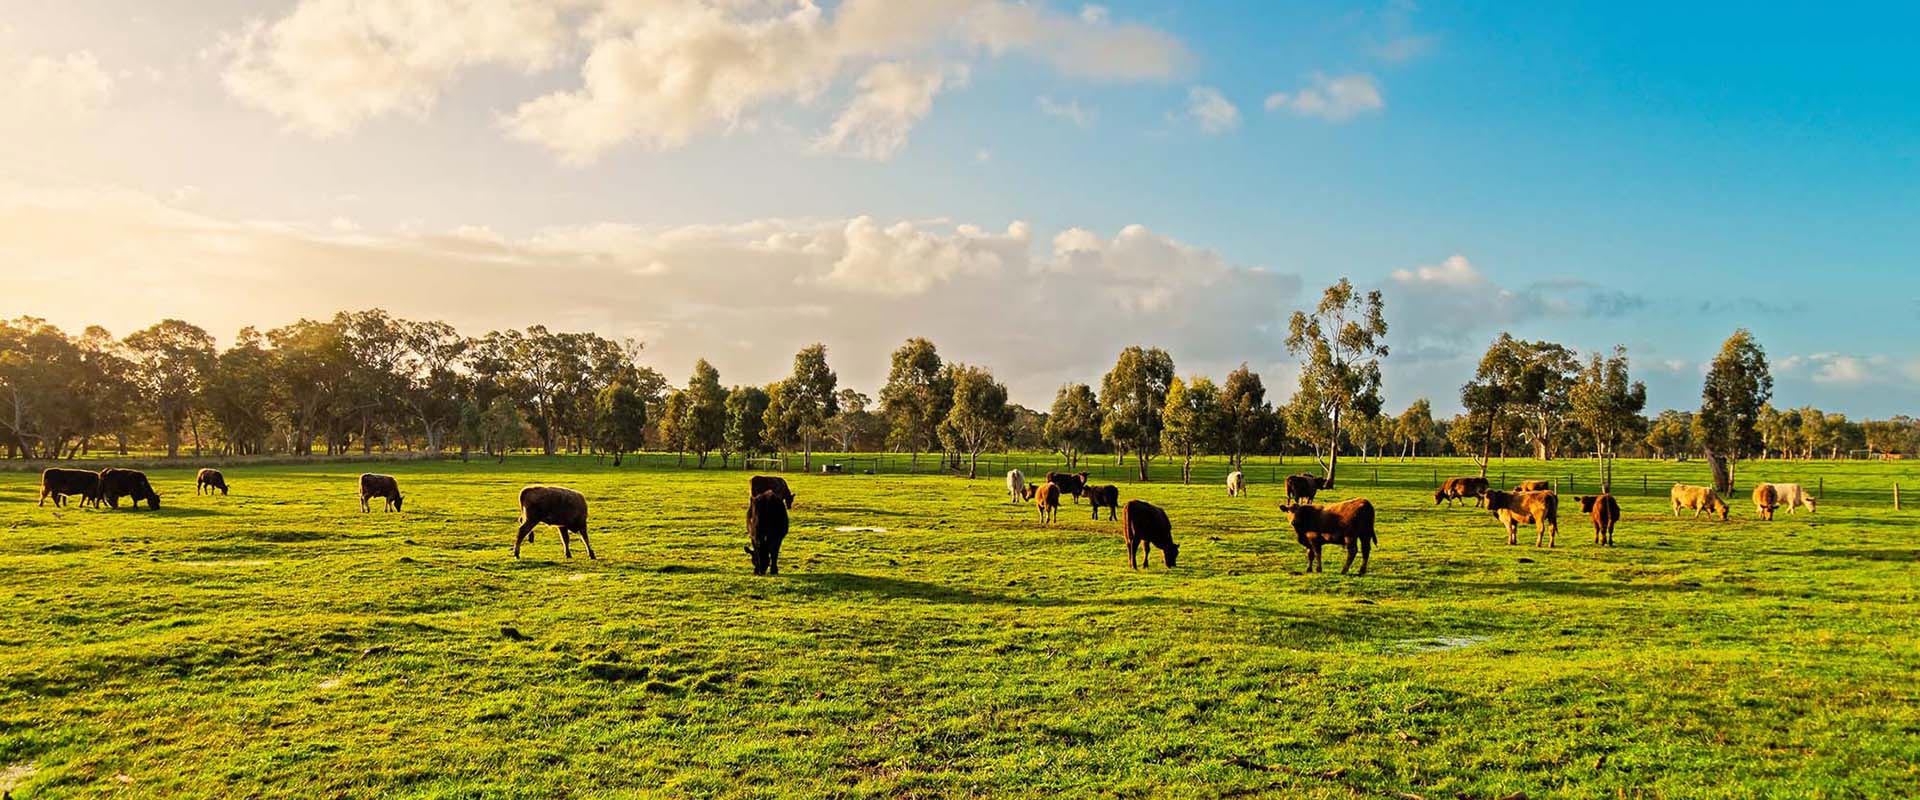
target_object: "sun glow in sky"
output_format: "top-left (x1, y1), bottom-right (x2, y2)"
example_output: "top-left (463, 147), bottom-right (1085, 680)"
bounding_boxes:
top-left (2, 1), bottom-right (1916, 413)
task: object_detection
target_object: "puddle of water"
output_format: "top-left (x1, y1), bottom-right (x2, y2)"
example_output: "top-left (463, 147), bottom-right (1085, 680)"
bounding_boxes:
top-left (833, 526), bottom-right (888, 533)
top-left (1394, 635), bottom-right (1488, 653)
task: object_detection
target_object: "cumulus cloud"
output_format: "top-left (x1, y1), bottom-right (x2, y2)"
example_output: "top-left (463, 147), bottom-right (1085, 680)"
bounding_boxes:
top-left (0, 180), bottom-right (1294, 404)
top-left (0, 50), bottom-right (115, 133)
top-left (220, 0), bottom-right (568, 136)
top-left (223, 0), bottom-right (1187, 161)
top-left (1264, 73), bottom-right (1384, 122)
top-left (1776, 352), bottom-right (1900, 386)
top-left (1383, 254), bottom-right (1648, 363)
top-left (815, 62), bottom-right (964, 159)
top-left (1183, 86), bottom-right (1240, 133)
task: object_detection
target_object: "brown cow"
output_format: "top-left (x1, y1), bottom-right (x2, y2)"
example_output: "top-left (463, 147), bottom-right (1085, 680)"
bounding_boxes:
top-left (1121, 500), bottom-right (1177, 569)
top-left (1751, 483), bottom-right (1779, 521)
top-left (1575, 494), bottom-right (1620, 545)
top-left (99, 468), bottom-right (160, 510)
top-left (516, 486), bottom-right (593, 559)
top-left (196, 468), bottom-right (228, 496)
top-left (1081, 484), bottom-right (1120, 520)
top-left (1514, 479), bottom-right (1551, 492)
top-left (1433, 476), bottom-right (1490, 507)
top-left (1281, 498), bottom-right (1376, 575)
top-left (359, 473), bottom-right (403, 512)
top-left (39, 468), bottom-right (101, 508)
top-left (745, 490), bottom-right (789, 575)
top-left (1047, 471), bottom-right (1091, 504)
top-left (1029, 482), bottom-right (1060, 524)
top-left (1285, 473), bottom-right (1329, 503)
top-left (749, 475), bottom-right (794, 508)
top-left (1484, 489), bottom-right (1558, 547)
top-left (1670, 484), bottom-right (1729, 521)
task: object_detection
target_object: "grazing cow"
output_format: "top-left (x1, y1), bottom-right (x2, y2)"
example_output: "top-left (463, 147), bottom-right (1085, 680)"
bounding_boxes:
top-left (1433, 476), bottom-right (1490, 507)
top-left (516, 486), bottom-right (594, 559)
top-left (196, 468), bottom-right (228, 496)
top-left (1285, 473), bottom-right (1329, 504)
top-left (1757, 482), bottom-right (1818, 515)
top-left (1670, 484), bottom-right (1729, 521)
top-left (1006, 469), bottom-right (1026, 504)
top-left (1575, 494), bottom-right (1621, 546)
top-left (745, 489), bottom-right (790, 575)
top-left (1121, 500), bottom-right (1178, 569)
top-left (1030, 482), bottom-right (1060, 524)
top-left (1484, 489), bottom-right (1559, 547)
top-left (1281, 498), bottom-right (1376, 575)
top-left (749, 475), bottom-right (795, 509)
top-left (39, 468), bottom-right (102, 508)
top-left (1226, 471), bottom-right (1247, 497)
top-left (1514, 479), bottom-right (1551, 492)
top-left (98, 468), bottom-right (160, 510)
top-left (1081, 484), bottom-right (1120, 520)
top-left (1752, 483), bottom-right (1780, 521)
top-left (359, 473), bottom-right (403, 512)
top-left (1046, 471), bottom-right (1090, 504)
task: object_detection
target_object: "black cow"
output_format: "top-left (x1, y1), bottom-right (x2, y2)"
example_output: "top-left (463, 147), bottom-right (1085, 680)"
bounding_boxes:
top-left (746, 490), bottom-right (790, 575)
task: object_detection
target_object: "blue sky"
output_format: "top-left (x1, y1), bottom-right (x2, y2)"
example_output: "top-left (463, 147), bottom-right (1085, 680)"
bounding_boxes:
top-left (0, 1), bottom-right (1914, 416)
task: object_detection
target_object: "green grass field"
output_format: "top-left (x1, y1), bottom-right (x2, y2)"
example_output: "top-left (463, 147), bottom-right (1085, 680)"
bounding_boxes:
top-left (2, 455), bottom-right (1916, 798)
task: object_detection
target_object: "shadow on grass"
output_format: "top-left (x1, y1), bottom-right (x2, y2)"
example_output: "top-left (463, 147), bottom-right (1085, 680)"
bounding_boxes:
top-left (1764, 548), bottom-right (1920, 562)
top-left (1398, 576), bottom-right (1795, 599)
top-left (781, 571), bottom-right (1053, 606)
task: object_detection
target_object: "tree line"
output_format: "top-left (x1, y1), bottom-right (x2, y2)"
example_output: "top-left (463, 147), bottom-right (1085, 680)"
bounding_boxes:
top-left (4, 281), bottom-right (1914, 490)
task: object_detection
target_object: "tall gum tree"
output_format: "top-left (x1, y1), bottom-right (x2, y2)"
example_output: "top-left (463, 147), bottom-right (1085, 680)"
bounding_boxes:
top-left (1284, 279), bottom-right (1387, 489)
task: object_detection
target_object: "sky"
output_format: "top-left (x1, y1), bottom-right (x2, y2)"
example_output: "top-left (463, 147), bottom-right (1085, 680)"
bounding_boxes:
top-left (1, 0), bottom-right (1916, 416)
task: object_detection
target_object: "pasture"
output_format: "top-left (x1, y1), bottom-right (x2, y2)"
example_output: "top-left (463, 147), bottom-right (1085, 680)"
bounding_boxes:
top-left (2, 456), bottom-right (1916, 798)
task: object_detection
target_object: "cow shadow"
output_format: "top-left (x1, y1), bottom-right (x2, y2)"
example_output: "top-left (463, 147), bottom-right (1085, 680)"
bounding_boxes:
top-left (1767, 548), bottom-right (1920, 563)
top-left (780, 572), bottom-right (1065, 607)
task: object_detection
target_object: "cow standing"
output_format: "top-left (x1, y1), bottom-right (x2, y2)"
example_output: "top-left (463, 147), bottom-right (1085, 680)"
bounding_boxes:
top-left (196, 468), bottom-right (229, 496)
top-left (1081, 484), bottom-right (1120, 520)
top-left (516, 486), bottom-right (594, 559)
top-left (1576, 494), bottom-right (1620, 545)
top-left (749, 475), bottom-right (795, 509)
top-left (39, 468), bottom-right (101, 508)
top-left (1285, 473), bottom-right (1328, 504)
top-left (1485, 489), bottom-right (1559, 547)
top-left (1281, 498), bottom-right (1376, 575)
top-left (1121, 500), bottom-right (1177, 569)
top-left (745, 490), bottom-right (790, 575)
top-left (1226, 471), bottom-right (1246, 497)
top-left (1006, 470), bottom-right (1026, 504)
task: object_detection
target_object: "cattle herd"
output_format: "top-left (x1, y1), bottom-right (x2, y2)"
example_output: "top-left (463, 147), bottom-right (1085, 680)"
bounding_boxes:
top-left (36, 463), bottom-right (1823, 577)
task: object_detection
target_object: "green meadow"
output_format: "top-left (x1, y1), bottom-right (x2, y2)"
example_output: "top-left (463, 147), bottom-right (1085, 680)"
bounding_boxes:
top-left (2, 455), bottom-right (1915, 798)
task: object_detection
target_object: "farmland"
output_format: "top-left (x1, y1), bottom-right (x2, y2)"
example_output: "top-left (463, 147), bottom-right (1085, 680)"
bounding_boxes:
top-left (2, 456), bottom-right (1916, 798)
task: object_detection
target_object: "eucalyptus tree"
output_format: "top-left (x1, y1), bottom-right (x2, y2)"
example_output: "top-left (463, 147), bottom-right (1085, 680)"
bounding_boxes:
top-left (1697, 329), bottom-right (1772, 491)
top-left (1285, 279), bottom-right (1387, 487)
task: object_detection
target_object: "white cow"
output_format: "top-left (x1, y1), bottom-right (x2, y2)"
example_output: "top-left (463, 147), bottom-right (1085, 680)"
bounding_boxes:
top-left (1006, 469), bottom-right (1026, 504)
top-left (1759, 482), bottom-right (1818, 514)
top-left (1226, 471), bottom-right (1246, 497)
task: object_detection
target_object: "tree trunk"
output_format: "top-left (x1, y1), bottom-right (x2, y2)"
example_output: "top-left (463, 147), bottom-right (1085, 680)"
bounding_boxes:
top-left (1324, 410), bottom-right (1342, 489)
top-left (1706, 449), bottom-right (1732, 493)
top-left (968, 449), bottom-right (979, 479)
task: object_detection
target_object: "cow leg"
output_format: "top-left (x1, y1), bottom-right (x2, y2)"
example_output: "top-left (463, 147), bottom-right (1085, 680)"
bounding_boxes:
top-left (515, 520), bottom-right (537, 558)
top-left (561, 529), bottom-right (574, 558)
top-left (1507, 521), bottom-right (1517, 546)
top-left (1128, 539), bottom-right (1140, 570)
top-left (577, 528), bottom-right (596, 560)
top-left (39, 488), bottom-right (49, 507)
top-left (1357, 537), bottom-right (1371, 576)
top-left (1341, 542), bottom-right (1357, 574)
top-left (1091, 505), bottom-right (1099, 520)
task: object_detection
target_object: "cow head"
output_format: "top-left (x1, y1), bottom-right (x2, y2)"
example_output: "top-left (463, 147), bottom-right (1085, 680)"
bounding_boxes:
top-left (392, 492), bottom-right (405, 512)
top-left (1482, 490), bottom-right (1513, 513)
top-left (1161, 541), bottom-right (1179, 568)
top-left (1575, 495), bottom-right (1598, 513)
top-left (1433, 489), bottom-right (1447, 505)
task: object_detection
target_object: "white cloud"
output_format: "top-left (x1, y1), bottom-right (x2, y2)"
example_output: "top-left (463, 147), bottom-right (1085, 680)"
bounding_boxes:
top-left (815, 62), bottom-right (963, 160)
top-left (223, 1), bottom-right (1188, 162)
top-left (220, 0), bottom-right (568, 136)
top-left (1036, 95), bottom-right (1094, 127)
top-left (0, 180), bottom-right (1294, 404)
top-left (1391, 254), bottom-right (1480, 288)
top-left (0, 50), bottom-right (115, 132)
top-left (1184, 86), bottom-right (1239, 134)
top-left (1265, 73), bottom-right (1384, 122)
